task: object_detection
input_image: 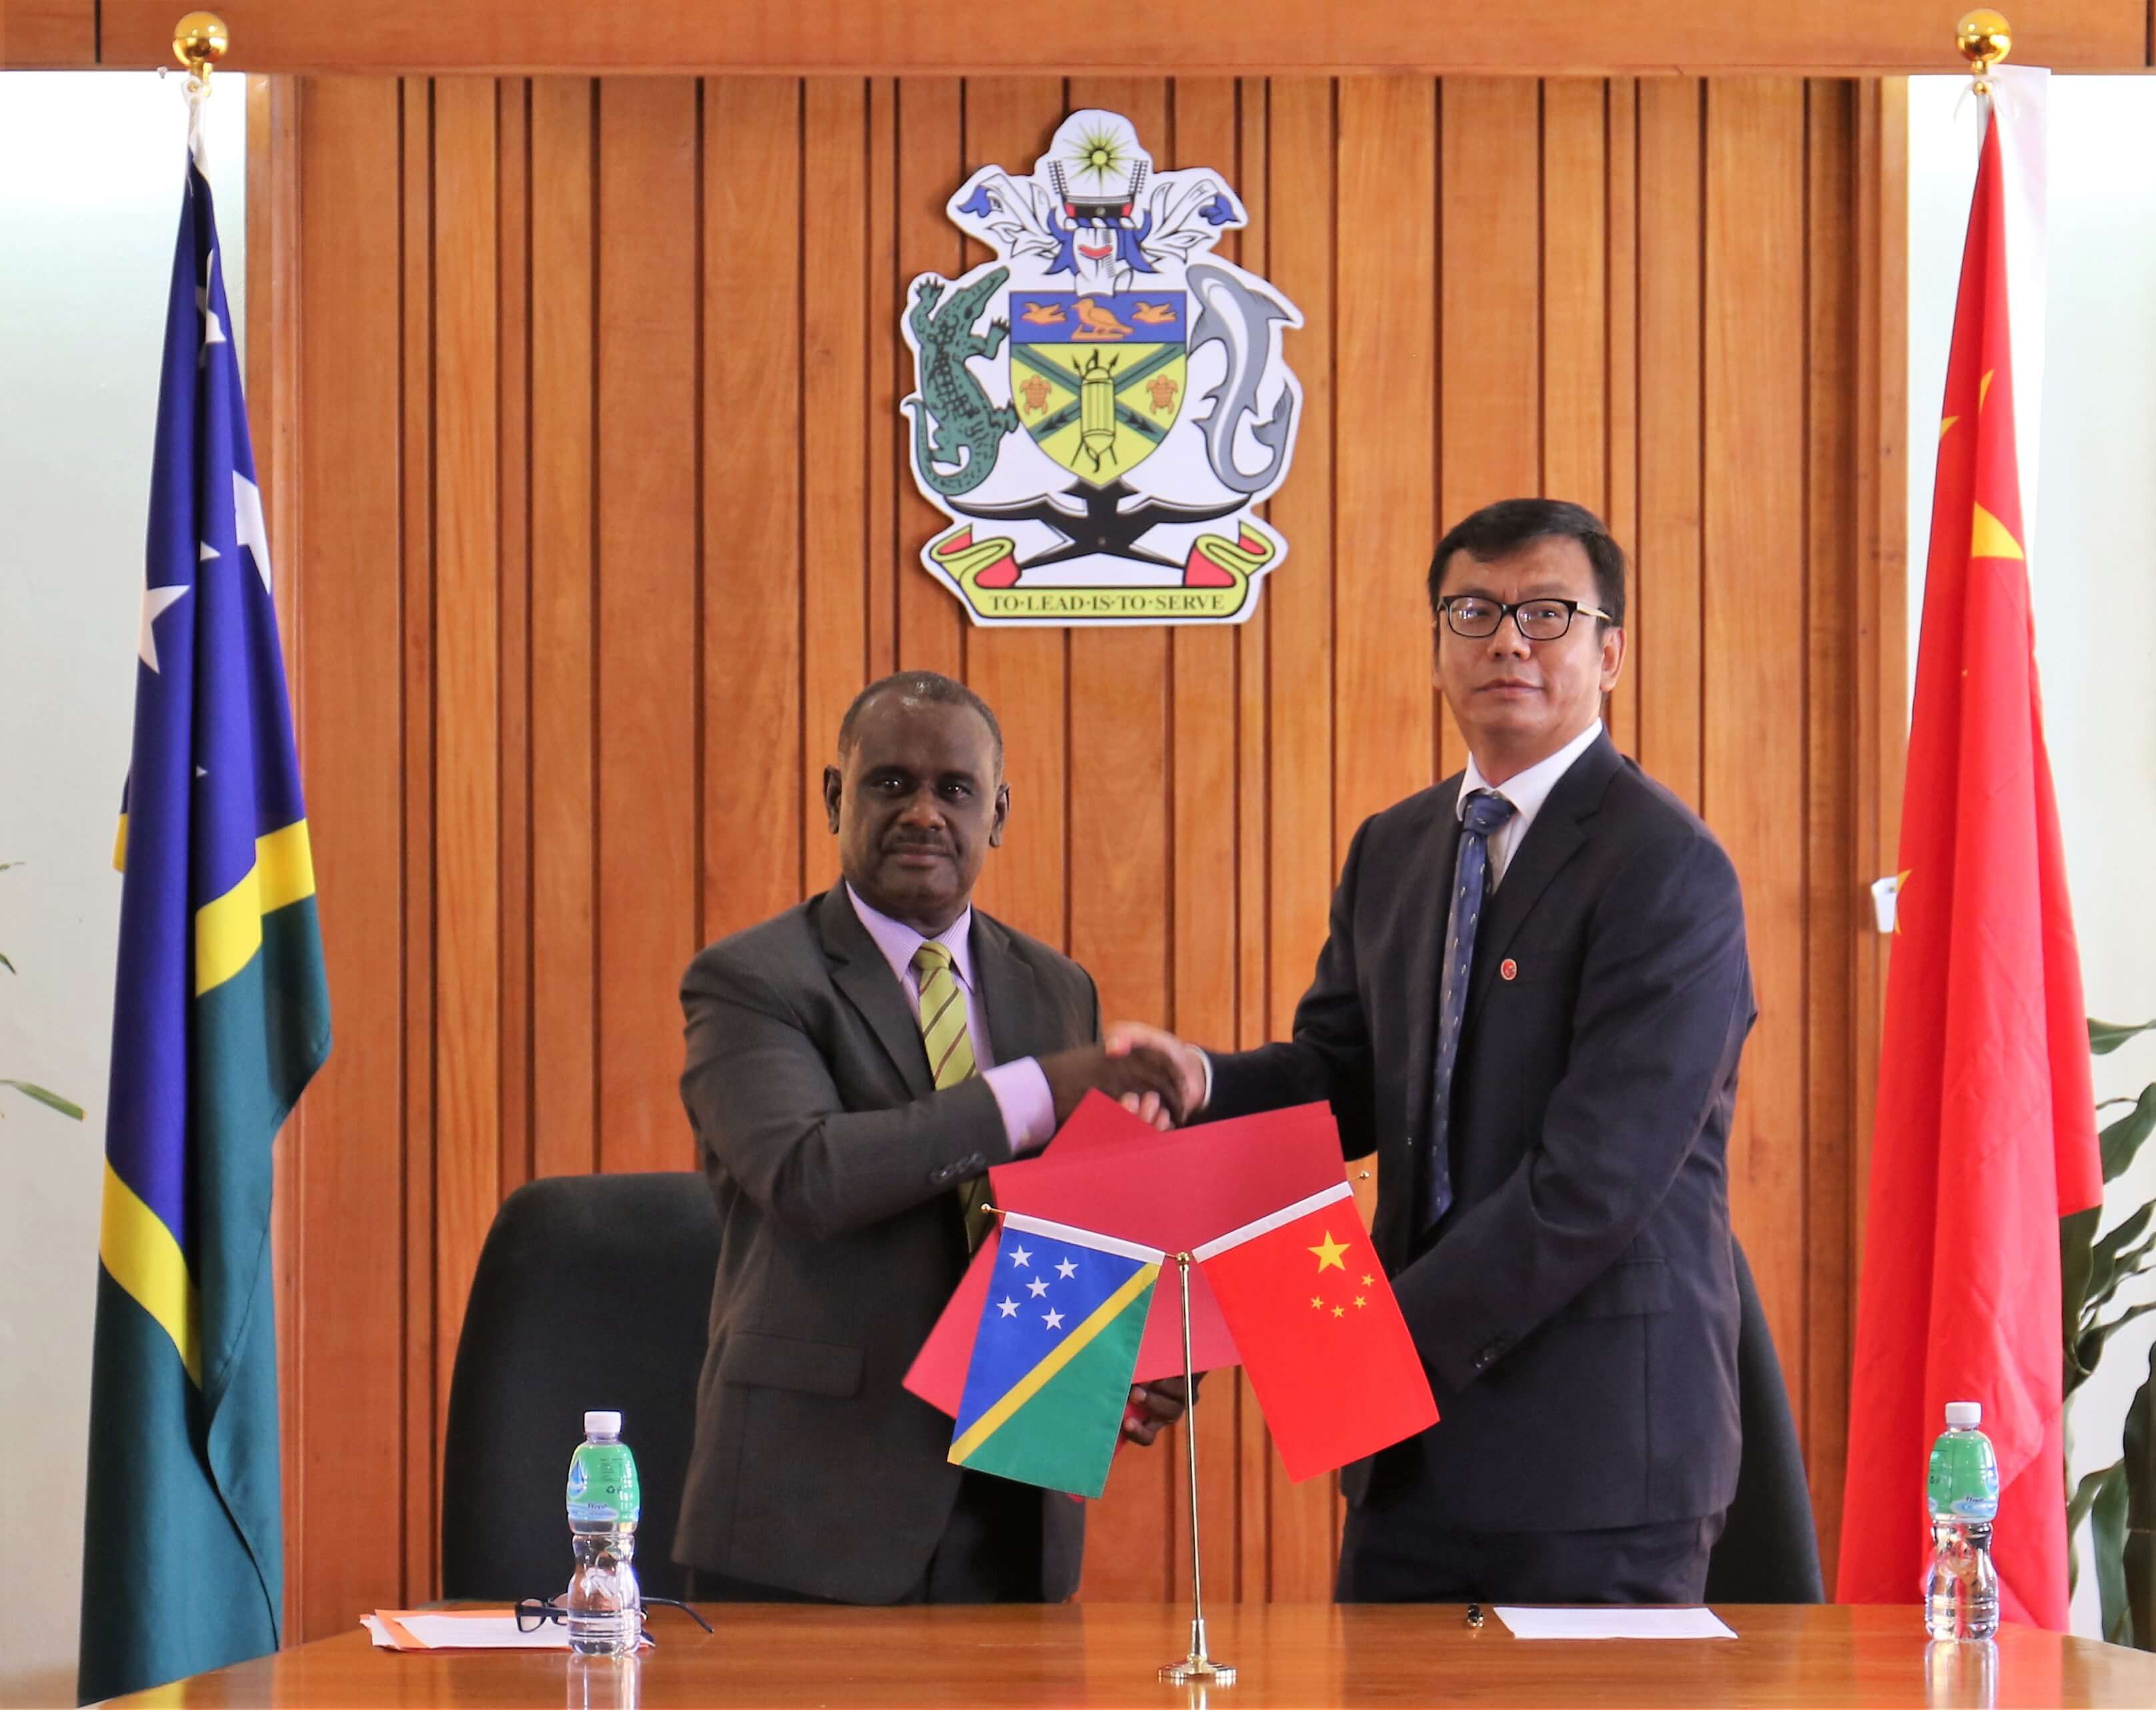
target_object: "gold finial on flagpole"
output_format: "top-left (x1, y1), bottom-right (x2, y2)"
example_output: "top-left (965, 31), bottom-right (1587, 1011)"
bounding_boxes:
top-left (1956, 10), bottom-right (2012, 97)
top-left (173, 11), bottom-right (229, 86)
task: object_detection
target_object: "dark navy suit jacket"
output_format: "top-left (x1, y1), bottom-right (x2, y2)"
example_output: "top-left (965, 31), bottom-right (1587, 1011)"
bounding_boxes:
top-left (1207, 733), bottom-right (1754, 1531)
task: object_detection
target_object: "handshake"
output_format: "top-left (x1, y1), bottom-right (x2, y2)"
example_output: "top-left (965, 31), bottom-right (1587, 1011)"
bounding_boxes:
top-left (1037, 1023), bottom-right (1207, 1134)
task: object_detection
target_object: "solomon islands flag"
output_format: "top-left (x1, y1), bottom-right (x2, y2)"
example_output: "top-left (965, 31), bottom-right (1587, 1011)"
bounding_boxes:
top-left (949, 1213), bottom-right (1162, 1499)
top-left (77, 107), bottom-right (329, 1705)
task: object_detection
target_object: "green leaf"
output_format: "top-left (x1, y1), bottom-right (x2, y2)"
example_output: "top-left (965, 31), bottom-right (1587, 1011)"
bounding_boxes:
top-left (0, 1080), bottom-right (84, 1120)
top-left (2065, 1204), bottom-right (2103, 1392)
top-left (2089, 1206), bottom-right (2156, 1319)
top-left (2087, 1228), bottom-right (2156, 1322)
top-left (2071, 1460), bottom-right (2119, 1599)
top-left (2092, 1459), bottom-right (2134, 1646)
top-left (2093, 1018), bottom-right (2156, 1056)
top-left (2101, 1086), bottom-right (2156, 1184)
top-left (2123, 1344), bottom-right (2156, 1653)
top-left (0, 951), bottom-right (13, 974)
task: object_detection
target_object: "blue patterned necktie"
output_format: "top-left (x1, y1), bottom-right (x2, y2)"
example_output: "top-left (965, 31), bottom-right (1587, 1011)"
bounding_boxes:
top-left (1423, 788), bottom-right (1518, 1231)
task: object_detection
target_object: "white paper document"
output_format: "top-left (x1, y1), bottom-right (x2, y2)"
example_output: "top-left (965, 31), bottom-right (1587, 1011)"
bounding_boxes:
top-left (1493, 1605), bottom-right (1738, 1641)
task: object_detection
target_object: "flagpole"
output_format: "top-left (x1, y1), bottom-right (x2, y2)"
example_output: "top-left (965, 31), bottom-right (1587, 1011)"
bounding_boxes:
top-left (1159, 1253), bottom-right (1234, 1688)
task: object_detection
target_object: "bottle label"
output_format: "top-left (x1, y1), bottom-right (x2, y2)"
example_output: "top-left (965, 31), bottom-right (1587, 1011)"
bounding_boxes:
top-left (1927, 1431), bottom-right (2000, 1521)
top-left (568, 1442), bottom-right (640, 1525)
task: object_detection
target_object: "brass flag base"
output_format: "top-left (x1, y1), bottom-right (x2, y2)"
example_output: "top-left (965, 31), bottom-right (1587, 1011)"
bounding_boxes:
top-left (1157, 1256), bottom-right (1235, 1687)
top-left (1159, 1615), bottom-right (1237, 1685)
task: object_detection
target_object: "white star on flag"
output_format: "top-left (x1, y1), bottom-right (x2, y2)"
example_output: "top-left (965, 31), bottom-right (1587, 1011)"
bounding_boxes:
top-left (1042, 1309), bottom-right (1064, 1331)
top-left (1009, 1245), bottom-right (1032, 1268)
top-left (997, 1297), bottom-right (1018, 1318)
top-left (138, 584), bottom-right (189, 674)
top-left (1055, 1257), bottom-right (1078, 1280)
top-left (1027, 1277), bottom-right (1049, 1298)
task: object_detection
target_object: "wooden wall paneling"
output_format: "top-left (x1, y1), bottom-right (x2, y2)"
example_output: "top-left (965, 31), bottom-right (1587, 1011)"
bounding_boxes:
top-left (496, 78), bottom-right (533, 1198)
top-left (1602, 77), bottom-right (1642, 754)
top-left (595, 79), bottom-right (700, 1174)
top-left (88, 0), bottom-right (2156, 77)
top-left (957, 81), bottom-right (1068, 950)
top-left (1335, 77), bottom-right (1436, 838)
top-left (867, 79), bottom-right (901, 678)
top-left (288, 73), bottom-right (408, 1643)
top-left (1436, 77), bottom-right (1541, 781)
top-left (1163, 74), bottom-right (1245, 1606)
top-left (530, 77), bottom-right (599, 1176)
top-left (1541, 79), bottom-right (1607, 513)
top-left (893, 78), bottom-right (967, 682)
top-left (1851, 75), bottom-right (1909, 1278)
top-left (1703, 76), bottom-right (1810, 1405)
top-left (1260, 75), bottom-right (1341, 1603)
top-left (1064, 73), bottom-right (1176, 1607)
top-left (1229, 74), bottom-right (1272, 1603)
top-left (398, 73), bottom-right (442, 1611)
top-left (702, 77), bottom-right (806, 938)
top-left (244, 67), bottom-right (306, 1635)
top-left (0, 0), bottom-right (92, 65)
top-left (431, 73), bottom-right (504, 1464)
top-left (1802, 72), bottom-right (1857, 1589)
top-left (1634, 77), bottom-right (1704, 810)
top-left (800, 77), bottom-right (873, 869)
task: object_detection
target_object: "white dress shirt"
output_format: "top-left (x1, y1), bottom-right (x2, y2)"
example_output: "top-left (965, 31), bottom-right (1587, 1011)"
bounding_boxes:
top-left (1456, 719), bottom-right (1604, 888)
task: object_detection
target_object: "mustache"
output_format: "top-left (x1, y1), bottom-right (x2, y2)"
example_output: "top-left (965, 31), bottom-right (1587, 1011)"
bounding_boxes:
top-left (885, 833), bottom-right (954, 854)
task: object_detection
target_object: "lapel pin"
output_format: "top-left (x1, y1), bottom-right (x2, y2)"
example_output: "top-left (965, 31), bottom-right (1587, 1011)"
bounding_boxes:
top-left (1500, 958), bottom-right (1518, 982)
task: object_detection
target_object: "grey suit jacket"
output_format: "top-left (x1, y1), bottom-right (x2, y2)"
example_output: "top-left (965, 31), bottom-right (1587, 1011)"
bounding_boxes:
top-left (1207, 735), bottom-right (1754, 1532)
top-left (672, 885), bottom-right (1097, 1601)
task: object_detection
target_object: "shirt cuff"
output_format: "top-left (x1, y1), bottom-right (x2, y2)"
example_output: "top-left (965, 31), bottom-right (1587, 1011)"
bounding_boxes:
top-left (1196, 1048), bottom-right (1215, 1112)
top-left (984, 1058), bottom-right (1057, 1156)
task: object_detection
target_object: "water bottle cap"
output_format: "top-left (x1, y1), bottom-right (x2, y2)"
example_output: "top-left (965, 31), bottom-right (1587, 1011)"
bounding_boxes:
top-left (584, 1410), bottom-right (622, 1437)
top-left (1945, 1401), bottom-right (1981, 1428)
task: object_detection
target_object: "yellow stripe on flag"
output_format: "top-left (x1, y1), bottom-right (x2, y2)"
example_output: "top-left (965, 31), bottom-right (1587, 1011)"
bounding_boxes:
top-left (1971, 503), bottom-right (2025, 562)
top-left (193, 820), bottom-right (318, 996)
top-left (949, 1261), bottom-right (1159, 1465)
top-left (113, 813), bottom-right (129, 874)
top-left (99, 1160), bottom-right (202, 1386)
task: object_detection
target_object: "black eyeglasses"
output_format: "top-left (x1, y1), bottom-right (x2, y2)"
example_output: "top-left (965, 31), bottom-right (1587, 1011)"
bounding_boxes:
top-left (514, 1596), bottom-right (714, 1635)
top-left (1437, 596), bottom-right (1612, 641)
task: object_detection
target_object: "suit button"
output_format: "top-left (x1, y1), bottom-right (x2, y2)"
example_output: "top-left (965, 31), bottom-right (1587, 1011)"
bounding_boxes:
top-left (927, 1165), bottom-right (953, 1186)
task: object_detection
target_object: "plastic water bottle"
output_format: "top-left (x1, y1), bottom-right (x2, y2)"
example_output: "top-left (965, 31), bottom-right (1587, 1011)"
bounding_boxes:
top-left (565, 1410), bottom-right (642, 1655)
top-left (1924, 1400), bottom-right (2001, 1640)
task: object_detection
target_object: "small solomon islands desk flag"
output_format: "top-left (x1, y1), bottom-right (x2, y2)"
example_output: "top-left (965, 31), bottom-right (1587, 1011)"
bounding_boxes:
top-left (77, 103), bottom-right (330, 1704)
top-left (950, 1212), bottom-right (1164, 1498)
top-left (1194, 1182), bottom-right (1438, 1482)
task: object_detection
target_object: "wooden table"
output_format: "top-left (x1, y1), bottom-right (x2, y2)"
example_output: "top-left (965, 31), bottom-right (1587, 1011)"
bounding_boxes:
top-left (107, 1603), bottom-right (2156, 1708)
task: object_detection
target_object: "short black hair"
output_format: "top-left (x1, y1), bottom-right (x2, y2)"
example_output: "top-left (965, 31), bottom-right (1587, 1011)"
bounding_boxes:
top-left (837, 671), bottom-right (1005, 774)
top-left (1426, 498), bottom-right (1627, 630)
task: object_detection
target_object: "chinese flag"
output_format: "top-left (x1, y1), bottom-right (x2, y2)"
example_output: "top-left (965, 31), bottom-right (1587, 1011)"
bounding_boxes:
top-left (1195, 1183), bottom-right (1437, 1482)
top-left (1836, 109), bottom-right (2101, 1630)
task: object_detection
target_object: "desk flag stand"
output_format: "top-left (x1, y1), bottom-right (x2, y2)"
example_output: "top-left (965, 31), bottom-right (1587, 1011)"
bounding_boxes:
top-left (1159, 1253), bottom-right (1235, 1687)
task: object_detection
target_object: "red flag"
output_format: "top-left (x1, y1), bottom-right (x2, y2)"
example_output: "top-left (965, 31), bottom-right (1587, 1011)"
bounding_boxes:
top-left (1836, 111), bottom-right (2101, 1630)
top-left (1194, 1183), bottom-right (1437, 1482)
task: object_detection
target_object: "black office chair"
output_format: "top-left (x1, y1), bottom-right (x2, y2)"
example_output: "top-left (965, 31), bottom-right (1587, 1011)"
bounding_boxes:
top-left (1703, 1237), bottom-right (1826, 1603)
top-left (440, 1172), bottom-right (720, 1603)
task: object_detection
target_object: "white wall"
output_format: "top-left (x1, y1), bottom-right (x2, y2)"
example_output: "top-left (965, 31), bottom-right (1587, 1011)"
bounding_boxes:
top-left (0, 73), bottom-right (245, 1709)
top-left (1909, 75), bottom-right (2156, 1638)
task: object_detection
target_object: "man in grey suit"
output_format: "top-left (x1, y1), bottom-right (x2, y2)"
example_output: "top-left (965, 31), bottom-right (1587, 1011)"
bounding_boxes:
top-left (1117, 500), bottom-right (1754, 1604)
top-left (672, 671), bottom-right (1191, 1604)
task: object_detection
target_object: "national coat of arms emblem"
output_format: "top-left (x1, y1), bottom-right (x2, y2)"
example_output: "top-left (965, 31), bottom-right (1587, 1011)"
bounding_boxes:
top-left (901, 111), bottom-right (1303, 626)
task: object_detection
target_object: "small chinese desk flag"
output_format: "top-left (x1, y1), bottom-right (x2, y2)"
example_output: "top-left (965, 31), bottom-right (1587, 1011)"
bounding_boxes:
top-left (949, 1213), bottom-right (1163, 1498)
top-left (1195, 1182), bottom-right (1437, 1482)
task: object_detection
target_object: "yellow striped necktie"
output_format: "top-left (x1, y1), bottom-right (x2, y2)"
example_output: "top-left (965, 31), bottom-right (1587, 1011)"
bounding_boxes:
top-left (913, 941), bottom-right (991, 1246)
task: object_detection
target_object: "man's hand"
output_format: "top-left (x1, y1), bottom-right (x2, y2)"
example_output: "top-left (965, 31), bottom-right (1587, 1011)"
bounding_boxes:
top-left (1038, 1041), bottom-right (1191, 1130)
top-left (1104, 1021), bottom-right (1209, 1124)
top-left (1120, 1374), bottom-right (1197, 1446)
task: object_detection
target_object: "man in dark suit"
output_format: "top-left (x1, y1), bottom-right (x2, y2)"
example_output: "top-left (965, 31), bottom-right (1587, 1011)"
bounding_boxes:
top-left (673, 671), bottom-right (1191, 1605)
top-left (1119, 498), bottom-right (1754, 1603)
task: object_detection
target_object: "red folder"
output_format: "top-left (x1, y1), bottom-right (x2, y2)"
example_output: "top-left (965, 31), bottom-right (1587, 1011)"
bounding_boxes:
top-left (904, 1094), bottom-right (1344, 1417)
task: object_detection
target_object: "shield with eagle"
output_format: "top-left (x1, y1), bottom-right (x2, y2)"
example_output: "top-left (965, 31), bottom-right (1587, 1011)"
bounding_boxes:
top-left (1007, 290), bottom-right (1187, 485)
